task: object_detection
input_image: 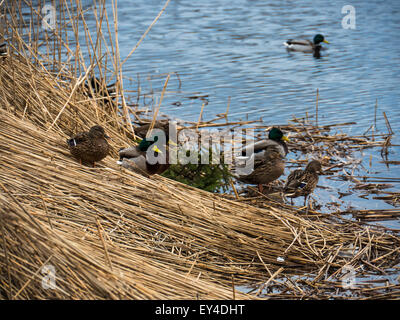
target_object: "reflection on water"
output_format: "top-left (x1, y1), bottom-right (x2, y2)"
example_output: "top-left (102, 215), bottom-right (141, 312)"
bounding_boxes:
top-left (111, 0), bottom-right (400, 130)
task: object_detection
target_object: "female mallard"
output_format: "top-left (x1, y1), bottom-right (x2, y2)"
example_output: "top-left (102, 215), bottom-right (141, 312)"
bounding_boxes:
top-left (117, 136), bottom-right (170, 176)
top-left (67, 125), bottom-right (110, 167)
top-left (284, 160), bottom-right (322, 206)
top-left (239, 127), bottom-right (289, 161)
top-left (284, 34), bottom-right (329, 58)
top-left (237, 145), bottom-right (285, 193)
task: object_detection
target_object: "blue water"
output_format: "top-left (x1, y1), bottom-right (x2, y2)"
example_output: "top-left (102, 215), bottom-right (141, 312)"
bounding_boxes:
top-left (113, 0), bottom-right (400, 131)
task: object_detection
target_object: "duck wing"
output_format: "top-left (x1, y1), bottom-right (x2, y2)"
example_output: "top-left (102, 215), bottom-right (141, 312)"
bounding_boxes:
top-left (285, 170), bottom-right (319, 198)
top-left (117, 156), bottom-right (150, 177)
top-left (118, 146), bottom-right (143, 159)
top-left (284, 169), bottom-right (305, 191)
top-left (240, 139), bottom-right (285, 157)
top-left (285, 39), bottom-right (313, 46)
top-left (67, 132), bottom-right (89, 147)
top-left (284, 39), bottom-right (314, 52)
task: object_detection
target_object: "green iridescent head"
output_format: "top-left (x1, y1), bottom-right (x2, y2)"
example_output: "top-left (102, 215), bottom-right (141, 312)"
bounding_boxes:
top-left (138, 136), bottom-right (159, 152)
top-left (268, 127), bottom-right (289, 142)
top-left (313, 34), bottom-right (329, 45)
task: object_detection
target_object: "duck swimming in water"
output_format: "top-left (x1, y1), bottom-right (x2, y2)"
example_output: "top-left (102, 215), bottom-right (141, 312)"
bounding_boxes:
top-left (284, 34), bottom-right (329, 58)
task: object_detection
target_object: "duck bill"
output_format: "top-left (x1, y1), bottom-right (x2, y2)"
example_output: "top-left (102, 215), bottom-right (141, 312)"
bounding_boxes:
top-left (323, 39), bottom-right (330, 44)
top-left (282, 135), bottom-right (290, 142)
top-left (152, 145), bottom-right (163, 154)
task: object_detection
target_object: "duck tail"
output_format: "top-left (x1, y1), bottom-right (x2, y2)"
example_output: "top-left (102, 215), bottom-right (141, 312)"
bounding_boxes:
top-left (67, 138), bottom-right (76, 147)
top-left (284, 191), bottom-right (297, 198)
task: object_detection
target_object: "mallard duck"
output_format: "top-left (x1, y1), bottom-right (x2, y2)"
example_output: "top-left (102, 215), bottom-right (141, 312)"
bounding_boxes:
top-left (284, 34), bottom-right (329, 58)
top-left (67, 125), bottom-right (110, 167)
top-left (236, 145), bottom-right (285, 193)
top-left (239, 127), bottom-right (289, 161)
top-left (117, 136), bottom-right (170, 176)
top-left (0, 43), bottom-right (7, 57)
top-left (284, 160), bottom-right (322, 206)
top-left (134, 120), bottom-right (171, 139)
top-left (134, 120), bottom-right (179, 151)
top-left (84, 77), bottom-right (116, 106)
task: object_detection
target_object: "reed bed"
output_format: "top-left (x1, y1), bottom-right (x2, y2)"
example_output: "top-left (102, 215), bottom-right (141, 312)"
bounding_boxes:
top-left (0, 0), bottom-right (399, 299)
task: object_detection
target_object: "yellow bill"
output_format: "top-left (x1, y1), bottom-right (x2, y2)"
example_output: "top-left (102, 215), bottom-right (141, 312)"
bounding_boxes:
top-left (152, 145), bottom-right (162, 153)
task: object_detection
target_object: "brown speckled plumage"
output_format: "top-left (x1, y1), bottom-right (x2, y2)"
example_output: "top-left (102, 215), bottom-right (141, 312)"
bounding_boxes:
top-left (284, 160), bottom-right (322, 205)
top-left (67, 125), bottom-right (110, 167)
top-left (237, 146), bottom-right (285, 192)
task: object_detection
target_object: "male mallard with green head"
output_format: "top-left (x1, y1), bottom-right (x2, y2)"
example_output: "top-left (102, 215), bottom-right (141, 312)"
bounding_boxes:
top-left (284, 160), bottom-right (322, 206)
top-left (239, 127), bottom-right (289, 161)
top-left (284, 34), bottom-right (329, 58)
top-left (67, 125), bottom-right (110, 167)
top-left (117, 135), bottom-right (170, 176)
top-left (134, 119), bottom-right (178, 151)
top-left (118, 120), bottom-right (177, 176)
top-left (237, 145), bottom-right (285, 193)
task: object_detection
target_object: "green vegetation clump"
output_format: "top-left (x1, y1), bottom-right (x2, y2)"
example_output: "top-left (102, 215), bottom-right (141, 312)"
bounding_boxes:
top-left (162, 147), bottom-right (232, 193)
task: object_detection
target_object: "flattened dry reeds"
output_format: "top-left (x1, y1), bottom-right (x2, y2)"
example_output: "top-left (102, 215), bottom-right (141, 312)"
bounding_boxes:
top-left (1, 103), bottom-right (400, 299)
top-left (1, 1), bottom-right (399, 300)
